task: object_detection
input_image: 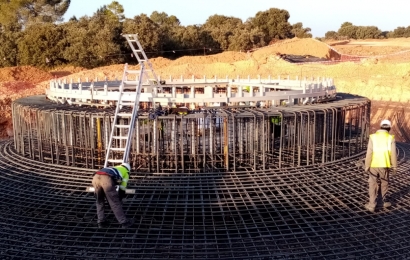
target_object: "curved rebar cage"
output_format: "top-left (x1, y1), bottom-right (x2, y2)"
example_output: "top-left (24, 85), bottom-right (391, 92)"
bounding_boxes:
top-left (12, 94), bottom-right (370, 171)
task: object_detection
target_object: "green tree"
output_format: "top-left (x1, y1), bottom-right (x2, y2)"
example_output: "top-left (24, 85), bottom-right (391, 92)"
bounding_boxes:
top-left (203, 15), bottom-right (243, 50)
top-left (62, 8), bottom-right (123, 68)
top-left (0, 0), bottom-right (70, 27)
top-left (0, 24), bottom-right (20, 67)
top-left (340, 22), bottom-right (353, 28)
top-left (248, 8), bottom-right (293, 42)
top-left (325, 31), bottom-right (338, 39)
top-left (392, 27), bottom-right (406, 37)
top-left (228, 27), bottom-right (265, 51)
top-left (149, 11), bottom-right (183, 57)
top-left (122, 14), bottom-right (162, 59)
top-left (389, 26), bottom-right (410, 38)
top-left (17, 23), bottom-right (67, 67)
top-left (338, 25), bottom-right (359, 39)
top-left (172, 25), bottom-right (202, 55)
top-left (291, 22), bottom-right (312, 38)
top-left (150, 11), bottom-right (180, 27)
top-left (106, 1), bottom-right (124, 22)
top-left (355, 26), bottom-right (382, 39)
top-left (169, 25), bottom-right (220, 56)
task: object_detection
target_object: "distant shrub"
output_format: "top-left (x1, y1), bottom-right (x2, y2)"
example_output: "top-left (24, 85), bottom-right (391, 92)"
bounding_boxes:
top-left (325, 31), bottom-right (338, 40)
top-left (389, 26), bottom-right (410, 38)
top-left (355, 26), bottom-right (382, 39)
top-left (338, 25), bottom-right (359, 39)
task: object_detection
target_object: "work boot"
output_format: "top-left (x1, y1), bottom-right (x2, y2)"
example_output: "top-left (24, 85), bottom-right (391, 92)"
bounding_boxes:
top-left (98, 220), bottom-right (110, 228)
top-left (383, 202), bottom-right (392, 208)
top-left (121, 218), bottom-right (135, 229)
top-left (364, 203), bottom-right (375, 213)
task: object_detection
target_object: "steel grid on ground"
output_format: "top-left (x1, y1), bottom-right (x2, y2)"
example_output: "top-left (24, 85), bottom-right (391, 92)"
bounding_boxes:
top-left (1, 140), bottom-right (410, 259)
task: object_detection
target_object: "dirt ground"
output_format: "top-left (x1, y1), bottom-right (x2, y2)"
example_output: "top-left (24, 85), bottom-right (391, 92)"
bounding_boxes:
top-left (329, 38), bottom-right (410, 56)
top-left (1, 37), bottom-right (410, 140)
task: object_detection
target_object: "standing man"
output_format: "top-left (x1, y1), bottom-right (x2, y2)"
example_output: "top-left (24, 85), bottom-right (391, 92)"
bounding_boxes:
top-left (92, 163), bottom-right (134, 228)
top-left (364, 119), bottom-right (397, 213)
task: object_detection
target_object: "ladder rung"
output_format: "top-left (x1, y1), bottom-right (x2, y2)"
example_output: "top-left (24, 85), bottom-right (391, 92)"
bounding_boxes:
top-left (126, 68), bottom-right (153, 74)
top-left (112, 136), bottom-right (128, 140)
top-left (109, 148), bottom-right (126, 151)
top-left (117, 113), bottom-right (133, 117)
top-left (126, 70), bottom-right (141, 74)
top-left (124, 81), bottom-right (139, 85)
top-left (115, 124), bottom-right (130, 128)
top-left (107, 159), bottom-right (124, 163)
top-left (120, 101), bottom-right (134, 105)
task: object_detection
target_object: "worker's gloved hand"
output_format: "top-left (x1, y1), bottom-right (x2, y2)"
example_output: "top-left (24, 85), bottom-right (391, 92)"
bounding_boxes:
top-left (391, 168), bottom-right (397, 176)
top-left (118, 189), bottom-right (126, 200)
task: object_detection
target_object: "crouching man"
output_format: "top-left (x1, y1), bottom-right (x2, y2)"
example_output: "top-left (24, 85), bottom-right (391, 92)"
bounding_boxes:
top-left (92, 163), bottom-right (134, 228)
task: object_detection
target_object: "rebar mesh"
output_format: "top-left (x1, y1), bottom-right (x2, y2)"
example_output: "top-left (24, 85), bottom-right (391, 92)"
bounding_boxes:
top-left (1, 140), bottom-right (410, 259)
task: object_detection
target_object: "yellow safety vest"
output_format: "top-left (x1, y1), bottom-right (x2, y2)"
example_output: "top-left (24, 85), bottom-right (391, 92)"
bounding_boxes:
top-left (271, 116), bottom-right (281, 125)
top-left (370, 132), bottom-right (394, 168)
top-left (114, 165), bottom-right (129, 191)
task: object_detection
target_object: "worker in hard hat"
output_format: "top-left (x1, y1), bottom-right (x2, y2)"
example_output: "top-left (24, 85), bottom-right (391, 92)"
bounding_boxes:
top-left (92, 163), bottom-right (134, 228)
top-left (364, 119), bottom-right (397, 213)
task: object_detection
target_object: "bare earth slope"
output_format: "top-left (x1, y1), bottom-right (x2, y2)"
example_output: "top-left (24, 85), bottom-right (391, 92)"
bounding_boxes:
top-left (1, 38), bottom-right (410, 139)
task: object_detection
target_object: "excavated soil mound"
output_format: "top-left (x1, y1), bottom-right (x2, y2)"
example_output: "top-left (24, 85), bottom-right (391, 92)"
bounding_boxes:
top-left (171, 51), bottom-right (248, 66)
top-left (0, 66), bottom-right (54, 100)
top-left (252, 38), bottom-right (341, 61)
top-left (0, 80), bottom-right (46, 139)
top-left (334, 45), bottom-right (410, 56)
top-left (0, 66), bottom-right (53, 139)
top-left (0, 66), bottom-right (52, 83)
top-left (49, 65), bottom-right (87, 78)
top-left (331, 39), bottom-right (410, 57)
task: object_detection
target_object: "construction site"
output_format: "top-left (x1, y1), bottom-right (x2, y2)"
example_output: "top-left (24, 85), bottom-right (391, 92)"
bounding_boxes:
top-left (1, 36), bottom-right (410, 259)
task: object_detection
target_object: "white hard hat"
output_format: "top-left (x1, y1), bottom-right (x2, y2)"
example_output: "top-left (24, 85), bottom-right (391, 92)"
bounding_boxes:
top-left (121, 163), bottom-right (131, 172)
top-left (380, 119), bottom-right (391, 127)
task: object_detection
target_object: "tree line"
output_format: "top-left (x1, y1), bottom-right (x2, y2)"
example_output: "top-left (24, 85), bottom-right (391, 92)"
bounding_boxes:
top-left (0, 1), bottom-right (313, 68)
top-left (324, 21), bottom-right (410, 40)
top-left (0, 1), bottom-right (408, 69)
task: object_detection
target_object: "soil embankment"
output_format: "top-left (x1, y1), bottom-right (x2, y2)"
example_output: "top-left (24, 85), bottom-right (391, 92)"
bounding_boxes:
top-left (1, 38), bottom-right (410, 140)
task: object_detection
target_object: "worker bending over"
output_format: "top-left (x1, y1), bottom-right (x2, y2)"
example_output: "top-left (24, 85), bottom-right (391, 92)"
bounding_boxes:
top-left (92, 163), bottom-right (134, 228)
top-left (364, 119), bottom-right (397, 213)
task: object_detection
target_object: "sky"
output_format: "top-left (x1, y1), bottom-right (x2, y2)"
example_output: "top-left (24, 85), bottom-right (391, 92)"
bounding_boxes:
top-left (63, 0), bottom-right (409, 37)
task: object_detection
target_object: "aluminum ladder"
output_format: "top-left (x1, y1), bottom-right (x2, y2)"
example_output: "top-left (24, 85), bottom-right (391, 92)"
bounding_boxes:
top-left (104, 62), bottom-right (146, 167)
top-left (122, 34), bottom-right (163, 94)
top-left (104, 34), bottom-right (163, 167)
